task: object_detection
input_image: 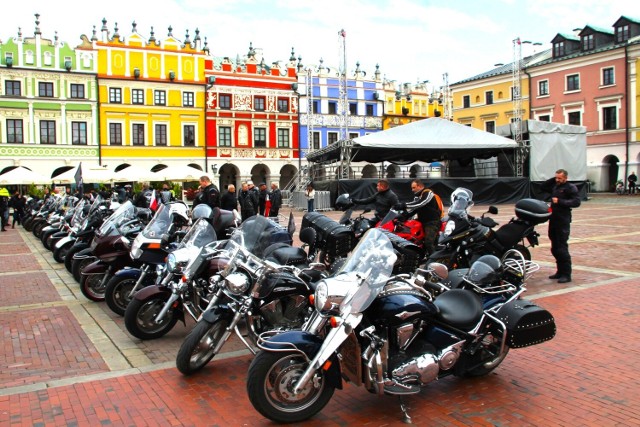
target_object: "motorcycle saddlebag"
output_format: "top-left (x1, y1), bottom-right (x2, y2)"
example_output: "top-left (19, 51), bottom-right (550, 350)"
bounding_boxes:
top-left (496, 299), bottom-right (556, 348)
top-left (302, 212), bottom-right (355, 259)
top-left (381, 230), bottom-right (422, 274)
top-left (514, 199), bottom-right (551, 225)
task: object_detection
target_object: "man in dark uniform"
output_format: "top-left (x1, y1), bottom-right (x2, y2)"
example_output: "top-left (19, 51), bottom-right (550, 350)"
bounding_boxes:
top-left (628, 171), bottom-right (637, 194)
top-left (193, 175), bottom-right (220, 209)
top-left (352, 179), bottom-right (399, 227)
top-left (269, 182), bottom-right (282, 218)
top-left (257, 183), bottom-right (269, 216)
top-left (541, 169), bottom-right (581, 283)
top-left (395, 179), bottom-right (443, 255)
top-left (238, 182), bottom-right (258, 222)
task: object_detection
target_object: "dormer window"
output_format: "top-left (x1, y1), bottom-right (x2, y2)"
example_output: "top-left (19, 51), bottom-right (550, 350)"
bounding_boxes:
top-left (615, 24), bottom-right (629, 43)
top-left (553, 41), bottom-right (565, 57)
top-left (582, 34), bottom-right (595, 51)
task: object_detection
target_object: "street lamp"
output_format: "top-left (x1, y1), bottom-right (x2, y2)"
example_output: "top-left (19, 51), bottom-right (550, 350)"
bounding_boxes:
top-left (211, 164), bottom-right (218, 175)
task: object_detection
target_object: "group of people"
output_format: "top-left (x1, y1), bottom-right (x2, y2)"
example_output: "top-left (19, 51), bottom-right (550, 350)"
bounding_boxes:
top-left (0, 191), bottom-right (27, 231)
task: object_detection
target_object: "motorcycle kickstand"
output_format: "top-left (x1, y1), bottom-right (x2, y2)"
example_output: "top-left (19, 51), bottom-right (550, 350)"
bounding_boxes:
top-left (398, 396), bottom-right (412, 424)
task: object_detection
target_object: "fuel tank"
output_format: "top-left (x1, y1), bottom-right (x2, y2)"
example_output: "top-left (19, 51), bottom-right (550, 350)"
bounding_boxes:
top-left (368, 292), bottom-right (437, 327)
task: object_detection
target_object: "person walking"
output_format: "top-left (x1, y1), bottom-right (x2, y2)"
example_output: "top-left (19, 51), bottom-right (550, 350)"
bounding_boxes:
top-left (9, 191), bottom-right (26, 228)
top-left (305, 184), bottom-right (315, 213)
top-left (220, 184), bottom-right (238, 211)
top-left (352, 179), bottom-right (399, 227)
top-left (269, 182), bottom-right (282, 218)
top-left (628, 171), bottom-right (637, 194)
top-left (394, 179), bottom-right (443, 255)
top-left (238, 182), bottom-right (258, 222)
top-left (160, 183), bottom-right (175, 204)
top-left (0, 194), bottom-right (8, 232)
top-left (541, 169), bottom-right (581, 283)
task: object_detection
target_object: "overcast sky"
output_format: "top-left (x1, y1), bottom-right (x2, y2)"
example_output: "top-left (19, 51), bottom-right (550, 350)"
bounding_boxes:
top-left (1, 0), bottom-right (635, 89)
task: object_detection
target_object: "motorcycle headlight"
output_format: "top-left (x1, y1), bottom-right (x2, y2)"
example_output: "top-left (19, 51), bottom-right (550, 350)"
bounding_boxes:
top-left (444, 220), bottom-right (455, 237)
top-left (315, 282), bottom-right (329, 312)
top-left (167, 253), bottom-right (178, 272)
top-left (224, 272), bottom-right (251, 295)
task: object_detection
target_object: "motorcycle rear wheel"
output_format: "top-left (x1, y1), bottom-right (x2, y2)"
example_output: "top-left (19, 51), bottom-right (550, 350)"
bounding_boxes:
top-left (124, 295), bottom-right (178, 340)
top-left (176, 318), bottom-right (229, 375)
top-left (80, 273), bottom-right (108, 302)
top-left (105, 275), bottom-right (139, 316)
top-left (247, 351), bottom-right (335, 424)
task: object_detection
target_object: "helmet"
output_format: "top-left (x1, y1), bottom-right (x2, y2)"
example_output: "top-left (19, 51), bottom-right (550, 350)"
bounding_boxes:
top-left (168, 202), bottom-right (189, 226)
top-left (191, 204), bottom-right (214, 221)
top-left (451, 187), bottom-right (473, 204)
top-left (464, 255), bottom-right (502, 290)
top-left (335, 193), bottom-right (352, 211)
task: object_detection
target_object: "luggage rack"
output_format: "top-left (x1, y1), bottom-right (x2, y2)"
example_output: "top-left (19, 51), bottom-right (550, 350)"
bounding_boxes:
top-left (503, 258), bottom-right (540, 281)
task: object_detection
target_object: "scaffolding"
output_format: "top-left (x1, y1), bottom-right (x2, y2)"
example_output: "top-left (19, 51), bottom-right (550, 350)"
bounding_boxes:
top-left (512, 37), bottom-right (526, 177)
top-left (442, 72), bottom-right (452, 120)
top-left (337, 29), bottom-right (350, 179)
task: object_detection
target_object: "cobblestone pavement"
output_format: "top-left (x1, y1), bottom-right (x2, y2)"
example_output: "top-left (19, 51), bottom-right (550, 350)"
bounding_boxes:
top-left (0, 193), bottom-right (639, 426)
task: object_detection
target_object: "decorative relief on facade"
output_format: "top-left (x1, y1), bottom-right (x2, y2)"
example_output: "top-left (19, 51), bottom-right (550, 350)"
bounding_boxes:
top-left (238, 124), bottom-right (248, 145)
top-left (255, 149), bottom-right (267, 157)
top-left (34, 111), bottom-right (60, 119)
top-left (0, 146), bottom-right (98, 157)
top-left (233, 91), bottom-right (252, 111)
top-left (33, 72), bottom-right (60, 80)
top-left (291, 97), bottom-right (298, 113)
top-left (267, 96), bottom-right (276, 112)
top-left (0, 109), bottom-right (28, 118)
top-left (278, 149), bottom-right (291, 158)
top-left (207, 92), bottom-right (217, 109)
top-left (218, 118), bottom-right (233, 126)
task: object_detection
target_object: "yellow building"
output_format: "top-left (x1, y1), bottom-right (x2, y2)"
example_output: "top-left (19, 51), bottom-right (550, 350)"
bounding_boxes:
top-left (382, 80), bottom-right (440, 129)
top-left (87, 20), bottom-right (209, 173)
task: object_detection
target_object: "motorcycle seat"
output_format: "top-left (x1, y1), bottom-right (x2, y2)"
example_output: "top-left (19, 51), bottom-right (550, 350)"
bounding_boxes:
top-left (433, 289), bottom-right (483, 330)
top-left (266, 245), bottom-right (309, 267)
top-left (494, 221), bottom-right (531, 249)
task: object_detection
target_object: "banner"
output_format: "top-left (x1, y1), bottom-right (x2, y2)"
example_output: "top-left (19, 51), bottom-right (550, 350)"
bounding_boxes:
top-left (74, 163), bottom-right (83, 194)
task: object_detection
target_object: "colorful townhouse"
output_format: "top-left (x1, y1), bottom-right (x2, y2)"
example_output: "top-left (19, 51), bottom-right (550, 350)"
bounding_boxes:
top-left (203, 44), bottom-right (300, 190)
top-left (297, 60), bottom-right (383, 181)
top-left (0, 14), bottom-right (99, 179)
top-left (382, 80), bottom-right (441, 130)
top-left (90, 20), bottom-right (209, 176)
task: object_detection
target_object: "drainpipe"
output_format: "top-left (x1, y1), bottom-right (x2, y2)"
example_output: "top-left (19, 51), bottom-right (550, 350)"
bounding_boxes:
top-left (624, 43), bottom-right (630, 184)
top-left (96, 75), bottom-right (102, 167)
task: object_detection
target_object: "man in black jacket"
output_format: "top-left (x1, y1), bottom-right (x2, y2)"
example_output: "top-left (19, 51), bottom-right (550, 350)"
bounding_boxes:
top-left (352, 179), bottom-right (399, 226)
top-left (541, 169), bottom-right (581, 283)
top-left (193, 175), bottom-right (220, 209)
top-left (269, 182), bottom-right (282, 218)
top-left (238, 182), bottom-right (258, 222)
top-left (395, 179), bottom-right (443, 255)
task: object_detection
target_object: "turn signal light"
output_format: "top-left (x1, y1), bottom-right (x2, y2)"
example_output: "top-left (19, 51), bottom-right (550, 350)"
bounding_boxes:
top-left (309, 295), bottom-right (315, 305)
top-left (322, 360), bottom-right (332, 371)
top-left (330, 317), bottom-right (340, 328)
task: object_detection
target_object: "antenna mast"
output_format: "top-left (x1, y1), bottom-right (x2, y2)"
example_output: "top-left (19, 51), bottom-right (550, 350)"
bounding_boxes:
top-left (338, 29), bottom-right (350, 179)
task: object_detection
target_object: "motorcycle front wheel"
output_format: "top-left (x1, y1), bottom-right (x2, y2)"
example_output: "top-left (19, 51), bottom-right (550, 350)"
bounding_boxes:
top-left (247, 351), bottom-right (335, 424)
top-left (176, 318), bottom-right (229, 375)
top-left (105, 275), bottom-right (139, 316)
top-left (72, 256), bottom-right (95, 283)
top-left (41, 229), bottom-right (57, 251)
top-left (65, 243), bottom-right (88, 273)
top-left (80, 273), bottom-right (108, 302)
top-left (53, 241), bottom-right (73, 263)
top-left (124, 295), bottom-right (178, 340)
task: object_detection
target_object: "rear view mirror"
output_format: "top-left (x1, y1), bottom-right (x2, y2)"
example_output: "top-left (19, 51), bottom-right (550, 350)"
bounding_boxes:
top-left (488, 206), bottom-right (498, 215)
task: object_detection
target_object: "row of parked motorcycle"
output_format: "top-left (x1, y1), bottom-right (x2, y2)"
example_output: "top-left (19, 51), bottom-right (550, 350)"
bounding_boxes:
top-left (20, 188), bottom-right (557, 423)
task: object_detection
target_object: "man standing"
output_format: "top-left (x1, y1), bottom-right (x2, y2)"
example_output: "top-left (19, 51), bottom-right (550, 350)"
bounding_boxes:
top-left (258, 183), bottom-right (269, 216)
top-left (0, 194), bottom-right (8, 232)
top-left (193, 175), bottom-right (220, 209)
top-left (160, 183), bottom-right (174, 204)
top-left (628, 171), bottom-right (637, 194)
top-left (238, 182), bottom-right (258, 222)
top-left (541, 169), bottom-right (581, 283)
top-left (269, 182), bottom-right (282, 218)
top-left (134, 182), bottom-right (153, 208)
top-left (352, 179), bottom-right (399, 226)
top-left (395, 179), bottom-right (443, 255)
top-left (220, 184), bottom-right (238, 211)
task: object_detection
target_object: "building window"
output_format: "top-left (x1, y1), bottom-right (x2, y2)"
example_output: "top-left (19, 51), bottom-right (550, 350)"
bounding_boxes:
top-left (567, 111), bottom-right (581, 126)
top-left (602, 106), bottom-right (617, 130)
top-left (6, 119), bottom-right (23, 143)
top-left (566, 74), bottom-right (580, 91)
top-left (109, 87), bottom-right (122, 103)
top-left (616, 24), bottom-right (630, 43)
top-left (553, 41), bottom-right (565, 57)
top-left (485, 91), bottom-right (493, 105)
top-left (602, 67), bottom-right (614, 86)
top-left (485, 121), bottom-right (495, 134)
top-left (254, 96), bottom-right (265, 111)
top-left (183, 91), bottom-right (194, 107)
top-left (538, 80), bottom-right (549, 96)
top-left (538, 115), bottom-right (550, 122)
top-left (462, 95), bottom-right (470, 108)
top-left (132, 89), bottom-right (144, 105)
top-left (154, 90), bottom-right (166, 106)
top-left (254, 127), bottom-right (266, 147)
top-left (328, 132), bottom-right (338, 145)
top-left (71, 122), bottom-right (87, 145)
top-left (132, 124), bottom-right (145, 146)
top-left (5, 80), bottom-right (21, 96)
top-left (109, 123), bottom-right (122, 145)
top-left (184, 125), bottom-right (195, 146)
top-left (155, 124), bottom-right (167, 146)
top-left (349, 103), bottom-right (357, 115)
top-left (39, 82), bottom-right (54, 97)
top-left (366, 104), bottom-right (374, 116)
top-left (40, 121), bottom-right (56, 144)
top-left (218, 127), bottom-right (231, 147)
top-left (328, 102), bottom-right (337, 114)
top-left (582, 34), bottom-right (595, 51)
top-left (349, 132), bottom-right (359, 139)
top-left (277, 128), bottom-right (290, 147)
top-left (312, 100), bottom-right (320, 114)
top-left (219, 94), bottom-right (231, 109)
top-left (312, 132), bottom-right (320, 150)
top-left (277, 98), bottom-right (289, 113)
top-left (70, 84), bottom-right (85, 99)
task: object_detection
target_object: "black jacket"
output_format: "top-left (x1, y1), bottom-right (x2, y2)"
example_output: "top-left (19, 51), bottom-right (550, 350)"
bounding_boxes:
top-left (193, 184), bottom-right (220, 209)
top-left (405, 188), bottom-right (441, 223)
top-left (270, 189), bottom-right (282, 209)
top-left (238, 189), bottom-right (258, 216)
top-left (541, 178), bottom-right (581, 223)
top-left (220, 191), bottom-right (238, 211)
top-left (354, 189), bottom-right (399, 220)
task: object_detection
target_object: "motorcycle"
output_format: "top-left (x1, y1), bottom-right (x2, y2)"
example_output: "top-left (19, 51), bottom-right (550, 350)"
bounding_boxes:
top-left (427, 188), bottom-right (550, 269)
top-left (104, 201), bottom-right (190, 316)
top-left (175, 215), bottom-right (324, 375)
top-left (246, 228), bottom-right (556, 423)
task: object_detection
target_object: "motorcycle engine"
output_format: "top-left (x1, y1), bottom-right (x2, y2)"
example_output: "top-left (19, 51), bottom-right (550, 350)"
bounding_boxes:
top-left (258, 295), bottom-right (308, 329)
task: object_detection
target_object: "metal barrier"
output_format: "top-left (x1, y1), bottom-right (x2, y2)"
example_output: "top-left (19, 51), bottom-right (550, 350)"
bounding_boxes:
top-left (289, 191), bottom-right (332, 211)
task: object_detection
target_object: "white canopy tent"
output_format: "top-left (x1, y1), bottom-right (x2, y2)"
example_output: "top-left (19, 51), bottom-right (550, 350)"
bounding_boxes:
top-left (52, 164), bottom-right (113, 184)
top-left (112, 165), bottom-right (158, 183)
top-left (153, 165), bottom-right (204, 182)
top-left (0, 166), bottom-right (50, 185)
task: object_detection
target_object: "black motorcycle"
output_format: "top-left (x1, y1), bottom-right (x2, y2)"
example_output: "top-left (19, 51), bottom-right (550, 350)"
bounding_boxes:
top-left (175, 215), bottom-right (324, 375)
top-left (246, 228), bottom-right (556, 423)
top-left (427, 188), bottom-right (550, 269)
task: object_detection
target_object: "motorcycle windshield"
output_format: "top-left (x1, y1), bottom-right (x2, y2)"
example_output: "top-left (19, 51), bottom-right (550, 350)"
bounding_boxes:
top-left (448, 197), bottom-right (471, 219)
top-left (96, 201), bottom-right (136, 237)
top-left (336, 228), bottom-right (397, 314)
top-left (180, 218), bottom-right (217, 249)
top-left (70, 199), bottom-right (88, 226)
top-left (378, 210), bottom-right (399, 227)
top-left (338, 208), bottom-right (353, 225)
top-left (141, 203), bottom-right (172, 239)
top-left (227, 215), bottom-right (287, 258)
top-left (87, 194), bottom-right (105, 216)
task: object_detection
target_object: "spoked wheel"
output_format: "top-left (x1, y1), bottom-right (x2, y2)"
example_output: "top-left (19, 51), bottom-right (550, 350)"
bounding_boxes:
top-left (124, 295), bottom-right (178, 340)
top-left (65, 243), bottom-right (88, 273)
top-left (79, 273), bottom-right (108, 302)
top-left (105, 275), bottom-right (139, 316)
top-left (72, 256), bottom-right (95, 283)
top-left (176, 319), bottom-right (230, 375)
top-left (247, 351), bottom-right (335, 424)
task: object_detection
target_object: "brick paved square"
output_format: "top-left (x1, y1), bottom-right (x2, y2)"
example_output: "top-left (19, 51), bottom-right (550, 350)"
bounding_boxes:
top-left (0, 272), bottom-right (61, 307)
